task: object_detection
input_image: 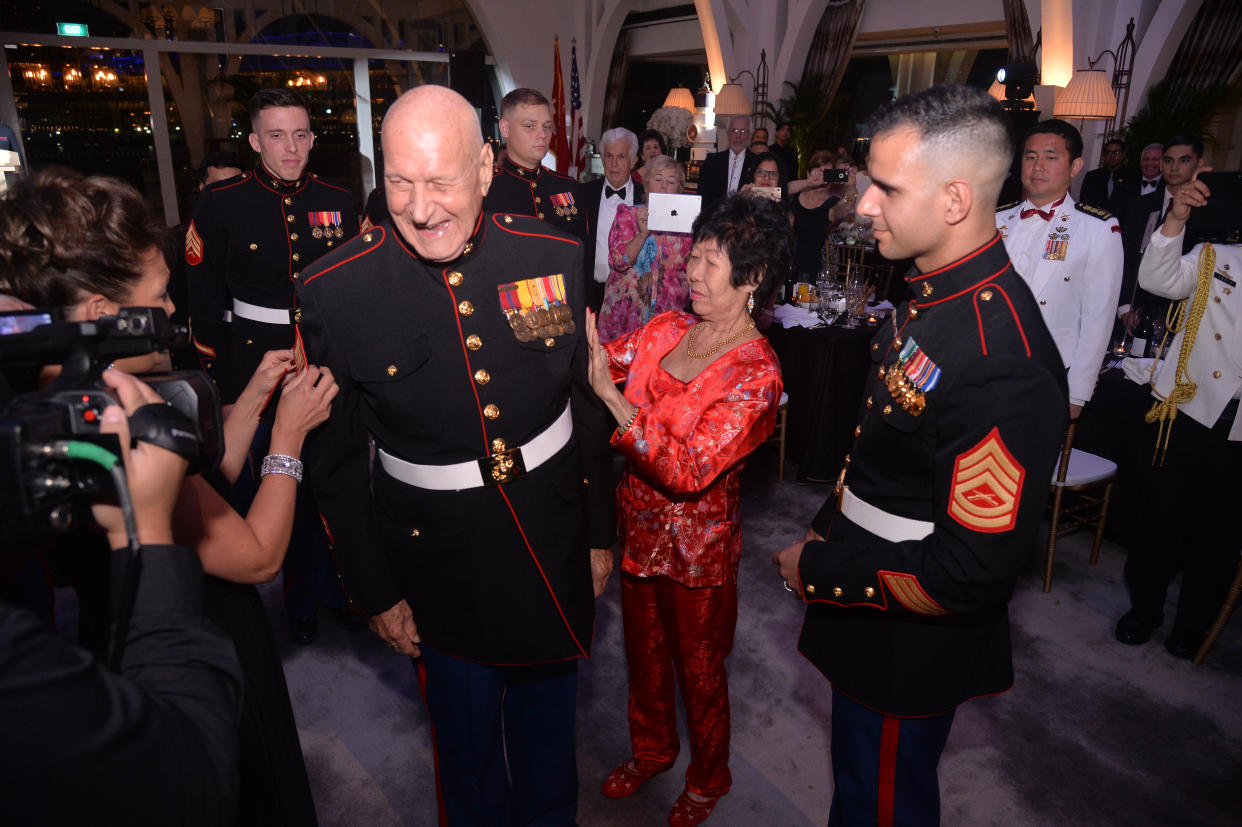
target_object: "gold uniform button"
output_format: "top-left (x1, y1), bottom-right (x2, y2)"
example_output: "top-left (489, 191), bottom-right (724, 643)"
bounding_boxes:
top-left (466, 334), bottom-right (482, 350)
top-left (292, 253), bottom-right (300, 262)
top-left (326, 240), bottom-right (333, 247)
top-left (1213, 370), bottom-right (1222, 378)
top-left (458, 300), bottom-right (474, 316)
top-left (293, 308), bottom-right (302, 323)
top-left (245, 338), bottom-right (253, 345)
top-left (883, 404), bottom-right (893, 415)
top-left (806, 584), bottom-right (816, 595)
top-left (909, 307), bottom-right (919, 320)
top-left (878, 368), bottom-right (885, 379)
top-left (865, 396), bottom-right (873, 410)
top-left (854, 425), bottom-right (862, 438)
top-left (980, 289), bottom-right (993, 301)
top-left (832, 587), bottom-right (843, 598)
top-left (290, 233), bottom-right (299, 241)
top-left (535, 196), bottom-right (542, 204)
top-left (286, 214), bottom-right (296, 223)
top-left (844, 454), bottom-right (851, 465)
top-left (463, 242), bottom-right (474, 255)
top-left (537, 212), bottom-right (545, 220)
top-left (474, 369), bottom-right (491, 385)
top-left (410, 528), bottom-right (420, 537)
top-left (249, 243), bottom-right (258, 251)
top-left (284, 197), bottom-right (292, 205)
top-left (872, 343), bottom-right (879, 352)
top-left (1214, 296), bottom-right (1221, 303)
top-left (292, 271), bottom-right (300, 279)
top-left (545, 337), bottom-right (555, 347)
top-left (483, 404), bottom-right (500, 420)
top-left (922, 282), bottom-right (933, 297)
top-left (504, 215), bottom-right (513, 224)
top-left (864, 586), bottom-right (876, 598)
top-left (363, 233), bottom-right (373, 242)
top-left (583, 477), bottom-right (590, 485)
top-left (448, 271), bottom-right (464, 286)
top-left (1216, 333), bottom-right (1222, 340)
top-left (491, 438), bottom-right (507, 453)
top-left (894, 337), bottom-right (902, 349)
top-left (387, 364), bottom-right (398, 377)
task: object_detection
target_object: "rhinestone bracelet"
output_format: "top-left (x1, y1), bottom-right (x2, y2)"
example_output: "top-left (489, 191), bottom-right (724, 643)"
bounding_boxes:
top-left (261, 453), bottom-right (303, 484)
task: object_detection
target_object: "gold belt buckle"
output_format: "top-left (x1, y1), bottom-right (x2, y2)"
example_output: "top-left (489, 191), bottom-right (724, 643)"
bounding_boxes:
top-left (479, 438), bottom-right (527, 486)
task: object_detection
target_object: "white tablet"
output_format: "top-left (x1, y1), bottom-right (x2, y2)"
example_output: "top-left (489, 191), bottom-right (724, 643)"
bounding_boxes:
top-left (647, 192), bottom-right (701, 234)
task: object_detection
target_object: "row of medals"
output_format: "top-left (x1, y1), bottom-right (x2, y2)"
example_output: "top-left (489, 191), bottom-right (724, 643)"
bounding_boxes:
top-left (507, 305), bottom-right (576, 342)
top-left (882, 358), bottom-right (927, 416)
top-left (312, 225), bottom-right (346, 239)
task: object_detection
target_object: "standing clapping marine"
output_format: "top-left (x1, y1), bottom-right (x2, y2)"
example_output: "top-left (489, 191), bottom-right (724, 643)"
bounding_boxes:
top-left (185, 88), bottom-right (362, 643)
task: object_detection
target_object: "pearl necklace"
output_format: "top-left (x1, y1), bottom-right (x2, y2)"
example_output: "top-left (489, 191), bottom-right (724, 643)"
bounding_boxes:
top-left (685, 320), bottom-right (756, 359)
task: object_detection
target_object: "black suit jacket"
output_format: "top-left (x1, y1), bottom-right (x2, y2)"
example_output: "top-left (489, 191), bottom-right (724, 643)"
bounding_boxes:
top-left (1080, 166), bottom-right (1137, 220)
top-left (1119, 184), bottom-right (1211, 318)
top-left (581, 177), bottom-right (644, 310)
top-left (697, 149), bottom-right (759, 211)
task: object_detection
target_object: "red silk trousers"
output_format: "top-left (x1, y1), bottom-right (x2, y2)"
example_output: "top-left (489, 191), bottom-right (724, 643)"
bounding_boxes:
top-left (620, 572), bottom-right (739, 797)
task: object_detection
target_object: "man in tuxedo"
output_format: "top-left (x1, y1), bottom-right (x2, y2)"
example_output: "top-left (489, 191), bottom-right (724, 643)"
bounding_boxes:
top-left (1137, 143), bottom-right (1163, 197)
top-left (581, 127), bottom-right (643, 310)
top-left (1119, 136), bottom-right (1205, 327)
top-left (1080, 139), bottom-right (1136, 220)
top-left (697, 114), bottom-right (759, 210)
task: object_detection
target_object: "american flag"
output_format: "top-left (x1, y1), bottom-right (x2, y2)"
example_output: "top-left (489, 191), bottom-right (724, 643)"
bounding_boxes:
top-left (568, 41), bottom-right (586, 180)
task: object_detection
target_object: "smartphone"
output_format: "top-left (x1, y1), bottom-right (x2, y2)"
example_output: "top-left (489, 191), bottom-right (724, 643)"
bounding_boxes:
top-left (822, 168), bottom-right (850, 183)
top-left (751, 186), bottom-right (782, 201)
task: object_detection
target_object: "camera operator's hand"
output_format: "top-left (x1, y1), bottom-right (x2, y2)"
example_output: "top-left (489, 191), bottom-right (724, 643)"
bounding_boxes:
top-left (91, 369), bottom-right (190, 548)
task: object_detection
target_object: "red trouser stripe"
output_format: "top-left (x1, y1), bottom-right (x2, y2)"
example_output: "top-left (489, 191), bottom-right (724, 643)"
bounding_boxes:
top-left (877, 715), bottom-right (901, 827)
top-left (416, 660), bottom-right (449, 827)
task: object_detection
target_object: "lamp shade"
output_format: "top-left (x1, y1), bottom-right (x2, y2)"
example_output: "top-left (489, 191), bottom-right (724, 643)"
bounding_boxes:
top-left (712, 83), bottom-right (750, 116)
top-left (987, 78), bottom-right (1005, 102)
top-left (663, 87), bottom-right (695, 112)
top-left (1054, 69), bottom-right (1117, 120)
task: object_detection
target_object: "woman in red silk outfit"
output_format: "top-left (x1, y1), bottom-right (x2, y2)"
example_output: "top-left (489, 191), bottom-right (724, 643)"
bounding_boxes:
top-left (586, 194), bottom-right (792, 826)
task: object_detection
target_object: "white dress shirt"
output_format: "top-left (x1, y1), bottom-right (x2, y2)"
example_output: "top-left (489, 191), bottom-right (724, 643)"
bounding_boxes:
top-left (727, 149), bottom-right (746, 195)
top-left (594, 180), bottom-right (633, 284)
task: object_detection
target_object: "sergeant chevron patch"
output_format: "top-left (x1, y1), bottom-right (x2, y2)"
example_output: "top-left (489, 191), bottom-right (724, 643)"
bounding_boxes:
top-left (879, 570), bottom-right (951, 616)
top-left (948, 427), bottom-right (1024, 533)
top-left (185, 220), bottom-right (203, 265)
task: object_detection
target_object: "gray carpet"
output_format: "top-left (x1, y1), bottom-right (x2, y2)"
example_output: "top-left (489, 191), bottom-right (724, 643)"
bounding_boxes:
top-left (264, 459), bottom-right (1242, 826)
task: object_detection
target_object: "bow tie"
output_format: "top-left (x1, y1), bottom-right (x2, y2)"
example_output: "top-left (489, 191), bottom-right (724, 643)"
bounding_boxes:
top-left (605, 185), bottom-right (626, 199)
top-left (1020, 206), bottom-right (1054, 221)
top-left (1143, 179), bottom-right (1159, 188)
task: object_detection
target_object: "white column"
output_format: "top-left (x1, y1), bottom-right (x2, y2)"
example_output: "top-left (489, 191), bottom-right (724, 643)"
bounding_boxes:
top-left (353, 57), bottom-right (375, 198)
top-left (144, 47), bottom-right (179, 227)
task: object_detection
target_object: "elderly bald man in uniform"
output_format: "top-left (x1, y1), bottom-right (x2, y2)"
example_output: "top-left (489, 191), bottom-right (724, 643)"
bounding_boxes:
top-left (296, 86), bottom-right (615, 826)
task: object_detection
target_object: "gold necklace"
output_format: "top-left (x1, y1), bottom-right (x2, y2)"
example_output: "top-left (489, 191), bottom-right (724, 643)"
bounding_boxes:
top-left (685, 320), bottom-right (756, 359)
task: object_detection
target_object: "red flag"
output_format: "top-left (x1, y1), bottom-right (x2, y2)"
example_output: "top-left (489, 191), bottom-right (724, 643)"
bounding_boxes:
top-left (550, 37), bottom-right (570, 174)
top-left (569, 41), bottom-right (586, 180)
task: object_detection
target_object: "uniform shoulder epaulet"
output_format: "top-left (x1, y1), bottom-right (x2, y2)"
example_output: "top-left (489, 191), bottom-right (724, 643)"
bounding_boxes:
top-left (1076, 202), bottom-right (1112, 220)
top-left (300, 226), bottom-right (385, 288)
top-left (491, 213), bottom-right (579, 245)
top-left (995, 201), bottom-right (1019, 212)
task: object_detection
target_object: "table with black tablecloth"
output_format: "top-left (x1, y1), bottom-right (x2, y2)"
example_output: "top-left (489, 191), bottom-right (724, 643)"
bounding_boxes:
top-left (767, 321), bottom-right (876, 482)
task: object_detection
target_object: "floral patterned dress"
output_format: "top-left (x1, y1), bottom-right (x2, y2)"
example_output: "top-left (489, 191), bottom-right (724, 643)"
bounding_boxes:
top-left (603, 310), bottom-right (783, 586)
top-left (597, 205), bottom-right (693, 343)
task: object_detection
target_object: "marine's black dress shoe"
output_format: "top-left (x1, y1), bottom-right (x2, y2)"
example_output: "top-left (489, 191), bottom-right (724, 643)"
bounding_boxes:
top-left (290, 614), bottom-right (319, 645)
top-left (1164, 627), bottom-right (1203, 660)
top-left (1114, 610), bottom-right (1162, 645)
top-left (330, 606), bottom-right (368, 631)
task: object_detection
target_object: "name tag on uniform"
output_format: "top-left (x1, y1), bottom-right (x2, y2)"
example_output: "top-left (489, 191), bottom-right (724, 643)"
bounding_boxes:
top-left (498, 275), bottom-right (576, 342)
top-left (1214, 271), bottom-right (1236, 288)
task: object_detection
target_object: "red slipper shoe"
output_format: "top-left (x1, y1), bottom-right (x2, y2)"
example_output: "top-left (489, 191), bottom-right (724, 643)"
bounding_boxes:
top-left (668, 788), bottom-right (718, 826)
top-left (601, 759), bottom-right (671, 799)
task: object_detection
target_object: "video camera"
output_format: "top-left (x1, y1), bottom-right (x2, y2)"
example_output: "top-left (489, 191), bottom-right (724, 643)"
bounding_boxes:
top-left (0, 307), bottom-right (222, 548)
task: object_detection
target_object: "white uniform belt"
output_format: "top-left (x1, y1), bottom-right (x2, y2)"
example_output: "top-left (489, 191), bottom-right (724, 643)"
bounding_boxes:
top-left (378, 402), bottom-right (573, 491)
top-left (224, 298), bottom-right (293, 325)
top-left (840, 486), bottom-right (934, 543)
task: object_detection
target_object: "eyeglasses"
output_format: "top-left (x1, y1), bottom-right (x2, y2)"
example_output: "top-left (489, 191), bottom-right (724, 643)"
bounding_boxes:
top-left (729, 128), bottom-right (750, 135)
top-left (753, 169), bottom-right (779, 179)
